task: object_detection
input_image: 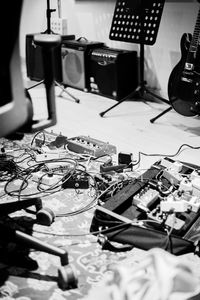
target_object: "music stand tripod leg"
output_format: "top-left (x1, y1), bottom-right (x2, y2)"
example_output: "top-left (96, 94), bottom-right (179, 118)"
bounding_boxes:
top-left (144, 87), bottom-right (170, 105)
top-left (99, 87), bottom-right (140, 117)
top-left (150, 105), bottom-right (172, 123)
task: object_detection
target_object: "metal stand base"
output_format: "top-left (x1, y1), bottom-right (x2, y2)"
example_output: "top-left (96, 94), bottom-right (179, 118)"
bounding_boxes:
top-left (150, 106), bottom-right (173, 123)
top-left (27, 80), bottom-right (80, 104)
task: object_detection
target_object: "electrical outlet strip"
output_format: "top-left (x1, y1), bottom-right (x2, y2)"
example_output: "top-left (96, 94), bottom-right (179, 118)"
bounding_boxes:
top-left (51, 18), bottom-right (68, 35)
top-left (35, 152), bottom-right (67, 162)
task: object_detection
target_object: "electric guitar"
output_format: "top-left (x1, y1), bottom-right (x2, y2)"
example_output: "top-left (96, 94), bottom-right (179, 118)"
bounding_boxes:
top-left (168, 6), bottom-right (200, 116)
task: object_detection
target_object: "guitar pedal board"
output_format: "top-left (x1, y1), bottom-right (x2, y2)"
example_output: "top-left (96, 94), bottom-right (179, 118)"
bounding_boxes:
top-left (97, 157), bottom-right (200, 242)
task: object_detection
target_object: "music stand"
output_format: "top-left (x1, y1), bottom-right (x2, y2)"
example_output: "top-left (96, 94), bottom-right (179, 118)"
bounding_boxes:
top-left (99, 0), bottom-right (169, 121)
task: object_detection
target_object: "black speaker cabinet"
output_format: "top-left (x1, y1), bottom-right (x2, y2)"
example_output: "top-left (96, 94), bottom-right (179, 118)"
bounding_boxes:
top-left (61, 39), bottom-right (104, 91)
top-left (26, 34), bottom-right (75, 82)
top-left (89, 47), bottom-right (138, 100)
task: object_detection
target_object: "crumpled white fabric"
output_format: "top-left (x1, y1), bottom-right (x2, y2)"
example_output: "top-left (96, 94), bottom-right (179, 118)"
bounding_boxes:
top-left (83, 248), bottom-right (200, 300)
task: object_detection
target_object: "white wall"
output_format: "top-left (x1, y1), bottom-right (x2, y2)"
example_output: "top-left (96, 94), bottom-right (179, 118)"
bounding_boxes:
top-left (20, 0), bottom-right (198, 99)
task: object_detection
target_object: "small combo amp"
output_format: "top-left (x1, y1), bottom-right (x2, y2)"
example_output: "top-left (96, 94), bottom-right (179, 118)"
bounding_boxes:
top-left (61, 39), bottom-right (104, 91)
top-left (26, 33), bottom-right (75, 82)
top-left (26, 34), bottom-right (138, 101)
top-left (89, 47), bottom-right (138, 100)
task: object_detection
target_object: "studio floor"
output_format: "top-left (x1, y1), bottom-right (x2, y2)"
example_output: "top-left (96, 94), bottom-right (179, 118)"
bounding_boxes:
top-left (1, 80), bottom-right (200, 299)
top-left (29, 82), bottom-right (200, 171)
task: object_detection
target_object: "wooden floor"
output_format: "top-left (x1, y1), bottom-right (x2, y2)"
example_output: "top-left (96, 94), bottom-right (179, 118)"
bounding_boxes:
top-left (29, 83), bottom-right (200, 171)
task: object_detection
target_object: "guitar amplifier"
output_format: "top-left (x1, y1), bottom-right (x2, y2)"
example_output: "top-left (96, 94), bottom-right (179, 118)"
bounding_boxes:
top-left (89, 47), bottom-right (138, 100)
top-left (61, 39), bottom-right (104, 91)
top-left (26, 34), bottom-right (75, 82)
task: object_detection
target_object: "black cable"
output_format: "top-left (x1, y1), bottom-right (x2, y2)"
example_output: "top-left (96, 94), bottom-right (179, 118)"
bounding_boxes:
top-left (55, 190), bottom-right (98, 217)
top-left (4, 158), bottom-right (78, 199)
top-left (30, 130), bottom-right (46, 147)
top-left (132, 143), bottom-right (200, 167)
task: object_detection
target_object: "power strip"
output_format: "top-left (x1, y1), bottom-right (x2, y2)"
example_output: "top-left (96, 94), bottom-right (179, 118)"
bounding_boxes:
top-left (35, 152), bottom-right (68, 162)
top-left (51, 18), bottom-right (68, 35)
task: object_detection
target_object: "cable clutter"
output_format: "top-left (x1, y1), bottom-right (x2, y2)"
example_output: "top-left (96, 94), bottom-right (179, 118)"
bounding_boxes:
top-left (0, 129), bottom-right (120, 290)
top-left (1, 130), bottom-right (200, 290)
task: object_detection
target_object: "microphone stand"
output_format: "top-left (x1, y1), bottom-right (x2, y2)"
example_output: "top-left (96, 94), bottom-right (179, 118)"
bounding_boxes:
top-left (27, 0), bottom-right (80, 104)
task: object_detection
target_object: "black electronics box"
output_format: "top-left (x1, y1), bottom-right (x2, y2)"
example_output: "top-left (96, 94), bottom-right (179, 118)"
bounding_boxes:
top-left (90, 158), bottom-right (200, 256)
top-left (26, 34), bottom-right (75, 82)
top-left (89, 46), bottom-right (138, 100)
top-left (61, 38), bottom-right (104, 91)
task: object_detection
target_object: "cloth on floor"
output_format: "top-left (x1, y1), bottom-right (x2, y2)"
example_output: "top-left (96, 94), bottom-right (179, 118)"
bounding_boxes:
top-left (82, 248), bottom-right (200, 300)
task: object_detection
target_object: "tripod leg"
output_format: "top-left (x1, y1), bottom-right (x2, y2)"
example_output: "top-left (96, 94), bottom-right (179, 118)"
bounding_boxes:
top-left (55, 81), bottom-right (80, 103)
top-left (144, 87), bottom-right (170, 105)
top-left (99, 88), bottom-right (139, 117)
top-left (150, 106), bottom-right (173, 123)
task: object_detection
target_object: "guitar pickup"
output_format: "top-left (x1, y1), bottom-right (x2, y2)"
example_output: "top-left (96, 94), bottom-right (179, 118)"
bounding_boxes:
top-left (181, 76), bottom-right (193, 83)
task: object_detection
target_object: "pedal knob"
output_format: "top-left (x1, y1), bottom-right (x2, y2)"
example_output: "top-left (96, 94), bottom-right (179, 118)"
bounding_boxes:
top-left (58, 264), bottom-right (78, 290)
top-left (36, 207), bottom-right (55, 226)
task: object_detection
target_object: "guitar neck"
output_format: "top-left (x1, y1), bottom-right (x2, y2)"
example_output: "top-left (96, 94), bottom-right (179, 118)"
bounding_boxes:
top-left (188, 6), bottom-right (200, 52)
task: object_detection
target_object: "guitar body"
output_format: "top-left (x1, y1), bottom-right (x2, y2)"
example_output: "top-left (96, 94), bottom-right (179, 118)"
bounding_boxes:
top-left (168, 33), bottom-right (200, 116)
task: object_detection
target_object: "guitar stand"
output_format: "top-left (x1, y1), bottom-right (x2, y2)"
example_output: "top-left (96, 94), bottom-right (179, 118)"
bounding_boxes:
top-left (99, 0), bottom-right (167, 122)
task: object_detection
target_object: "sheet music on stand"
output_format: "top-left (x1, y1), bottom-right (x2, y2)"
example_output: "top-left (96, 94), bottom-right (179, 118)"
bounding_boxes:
top-left (109, 0), bottom-right (165, 45)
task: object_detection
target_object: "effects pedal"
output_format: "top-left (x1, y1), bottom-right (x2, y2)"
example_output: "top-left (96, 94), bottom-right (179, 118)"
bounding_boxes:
top-left (34, 130), bottom-right (67, 149)
top-left (66, 135), bottom-right (117, 157)
top-left (62, 173), bottom-right (89, 189)
top-left (33, 131), bottom-right (117, 158)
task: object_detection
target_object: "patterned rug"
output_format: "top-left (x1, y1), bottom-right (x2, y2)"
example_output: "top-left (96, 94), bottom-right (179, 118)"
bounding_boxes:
top-left (0, 133), bottom-right (200, 300)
